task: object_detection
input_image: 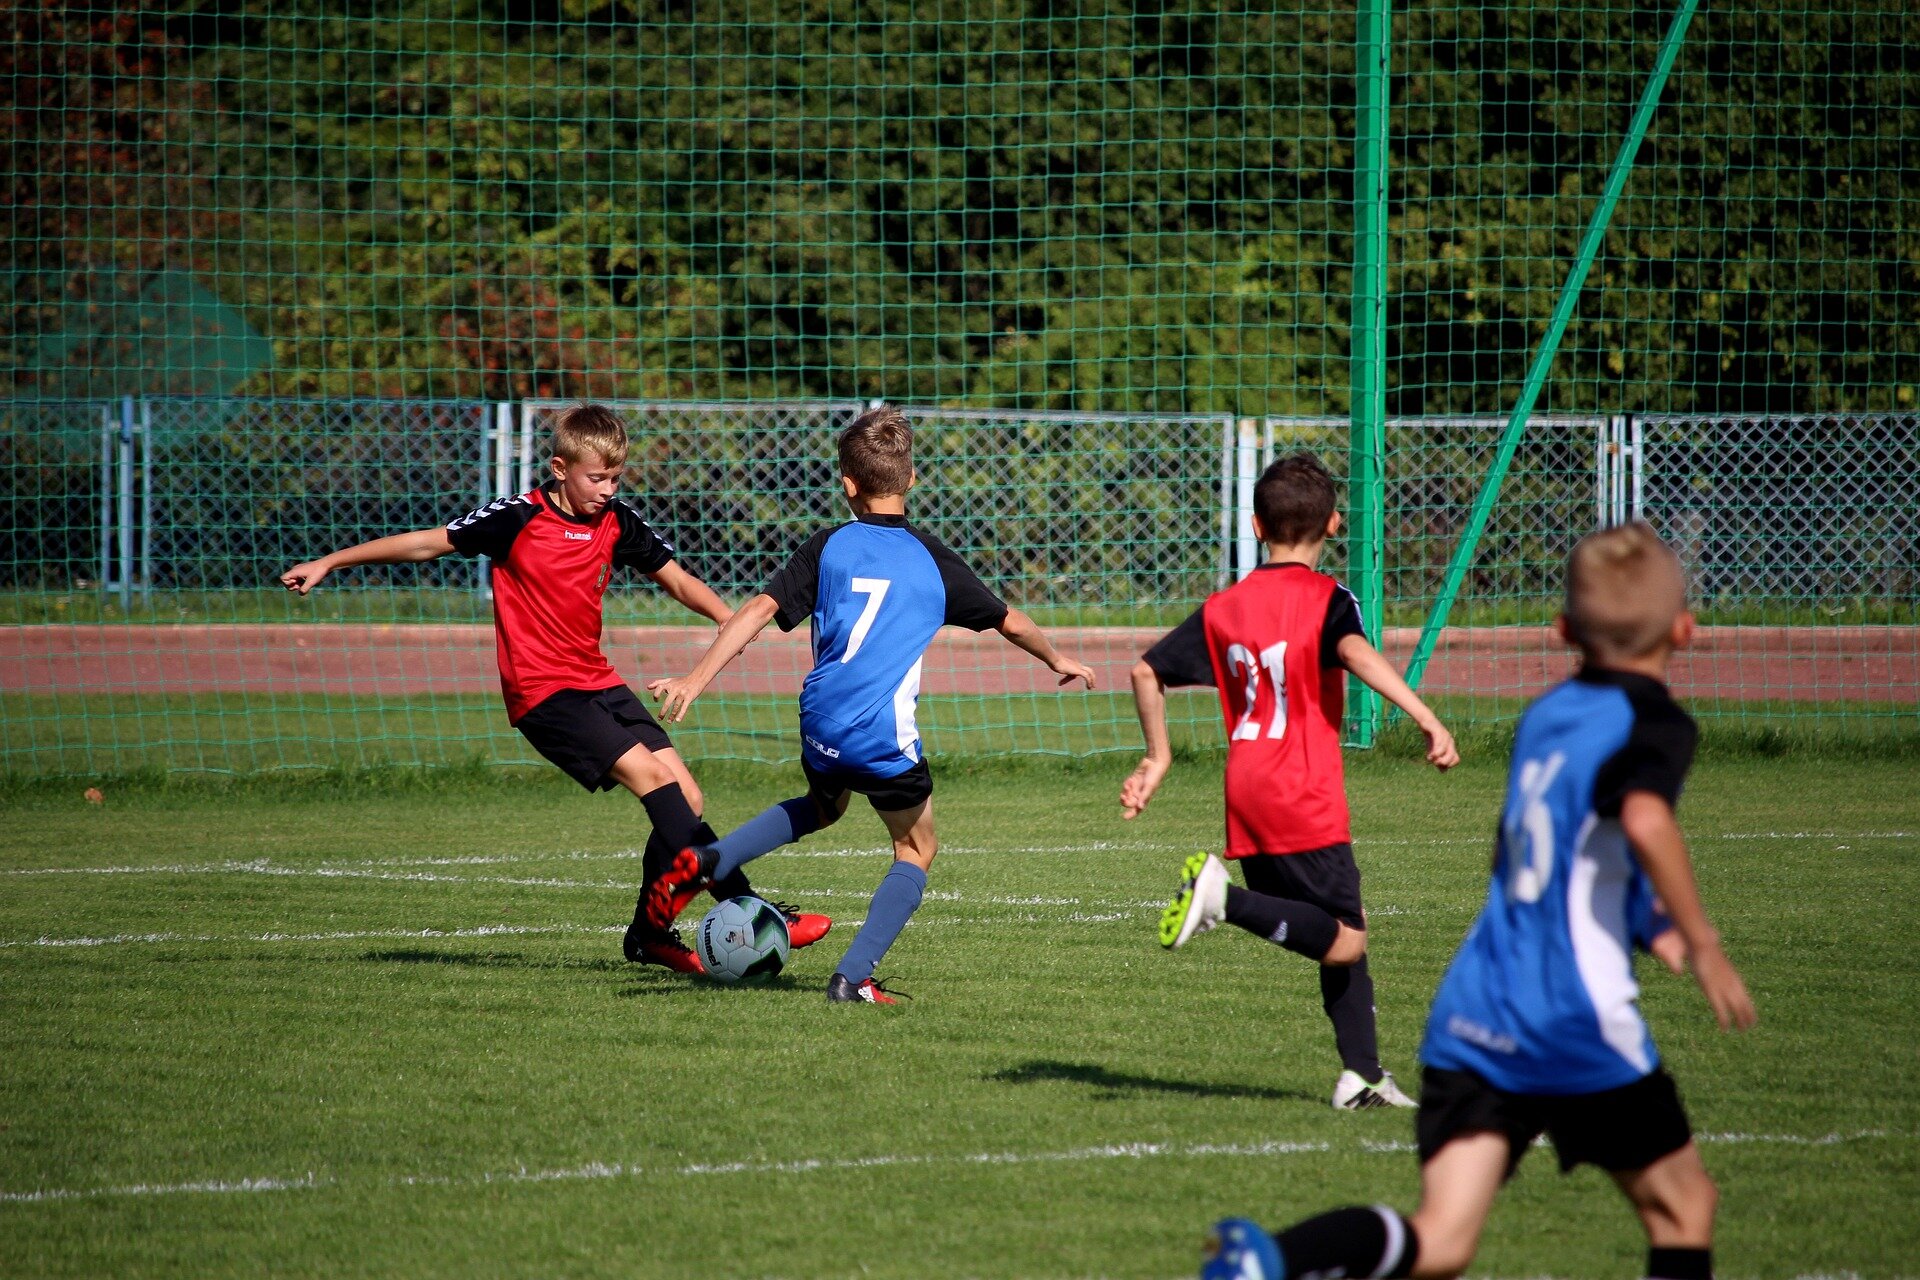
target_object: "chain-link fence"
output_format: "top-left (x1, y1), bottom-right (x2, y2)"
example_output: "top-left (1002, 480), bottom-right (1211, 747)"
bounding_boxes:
top-left (0, 396), bottom-right (1238, 776)
top-left (3, 395), bottom-right (1911, 778)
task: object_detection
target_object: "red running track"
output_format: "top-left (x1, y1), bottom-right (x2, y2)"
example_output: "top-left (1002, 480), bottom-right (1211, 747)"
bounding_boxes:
top-left (3, 624), bottom-right (1914, 704)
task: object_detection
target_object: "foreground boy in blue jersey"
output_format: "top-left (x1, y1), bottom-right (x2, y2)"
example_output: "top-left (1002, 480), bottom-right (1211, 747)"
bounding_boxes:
top-left (1202, 523), bottom-right (1756, 1280)
top-left (645, 407), bottom-right (1097, 1003)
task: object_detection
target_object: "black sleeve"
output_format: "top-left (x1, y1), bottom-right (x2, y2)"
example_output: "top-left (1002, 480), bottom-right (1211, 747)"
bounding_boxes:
top-left (445, 495), bottom-right (536, 560)
top-left (1141, 608), bottom-right (1215, 689)
top-left (762, 528), bottom-right (834, 632)
top-left (610, 500), bottom-right (675, 574)
top-left (913, 530), bottom-right (1010, 631)
top-left (1320, 581), bottom-right (1368, 668)
top-left (1593, 695), bottom-right (1699, 816)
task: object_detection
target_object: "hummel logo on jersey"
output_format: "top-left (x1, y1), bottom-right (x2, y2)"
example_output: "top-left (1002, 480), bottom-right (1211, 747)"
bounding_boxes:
top-left (804, 735), bottom-right (841, 760)
top-left (564, 530), bottom-right (593, 541)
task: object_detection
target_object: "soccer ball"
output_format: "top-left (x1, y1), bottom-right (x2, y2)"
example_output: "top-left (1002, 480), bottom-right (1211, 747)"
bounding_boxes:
top-left (695, 896), bottom-right (790, 983)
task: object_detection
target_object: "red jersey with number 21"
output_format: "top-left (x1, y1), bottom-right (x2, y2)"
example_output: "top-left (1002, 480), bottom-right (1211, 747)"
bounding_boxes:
top-left (1202, 565), bottom-right (1352, 857)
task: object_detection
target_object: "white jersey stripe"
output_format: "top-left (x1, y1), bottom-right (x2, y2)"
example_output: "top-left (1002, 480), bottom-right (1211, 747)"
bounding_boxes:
top-left (1568, 816), bottom-right (1653, 1075)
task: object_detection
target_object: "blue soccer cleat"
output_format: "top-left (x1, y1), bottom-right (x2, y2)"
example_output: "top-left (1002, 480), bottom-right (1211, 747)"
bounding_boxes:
top-left (1201, 1216), bottom-right (1284, 1280)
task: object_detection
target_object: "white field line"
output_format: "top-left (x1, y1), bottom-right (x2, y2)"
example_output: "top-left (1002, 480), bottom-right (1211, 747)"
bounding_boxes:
top-left (7, 827), bottom-right (1910, 885)
top-left (1, 1129), bottom-right (1903, 1207)
top-left (0, 906), bottom-right (1188, 949)
top-left (0, 923), bottom-right (623, 950)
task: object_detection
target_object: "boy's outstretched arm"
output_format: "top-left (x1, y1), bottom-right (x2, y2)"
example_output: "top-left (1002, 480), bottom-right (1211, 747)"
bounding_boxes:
top-left (1335, 633), bottom-right (1460, 769)
top-left (647, 593), bottom-right (781, 722)
top-left (1621, 792), bottom-right (1758, 1031)
top-left (648, 560), bottom-right (732, 626)
top-left (1121, 660), bottom-right (1173, 819)
top-left (995, 608), bottom-right (1097, 689)
top-left (280, 528), bottom-right (454, 594)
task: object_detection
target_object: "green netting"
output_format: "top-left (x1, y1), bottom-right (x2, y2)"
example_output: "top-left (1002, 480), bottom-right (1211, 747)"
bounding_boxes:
top-left (3, 0), bottom-right (1915, 778)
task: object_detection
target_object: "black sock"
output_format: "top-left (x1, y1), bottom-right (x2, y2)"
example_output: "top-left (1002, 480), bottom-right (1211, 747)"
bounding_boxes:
top-left (1273, 1205), bottom-right (1417, 1279)
top-left (1647, 1247), bottom-right (1711, 1280)
top-left (1224, 885), bottom-right (1340, 960)
top-left (1323, 955), bottom-right (1384, 1083)
top-left (639, 782), bottom-right (700, 854)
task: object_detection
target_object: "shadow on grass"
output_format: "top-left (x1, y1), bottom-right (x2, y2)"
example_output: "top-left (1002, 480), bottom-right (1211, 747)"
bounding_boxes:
top-left (986, 1058), bottom-right (1319, 1104)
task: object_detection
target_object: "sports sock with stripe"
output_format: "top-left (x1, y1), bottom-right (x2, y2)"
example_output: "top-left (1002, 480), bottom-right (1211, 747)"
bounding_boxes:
top-left (834, 861), bottom-right (927, 984)
top-left (1272, 1204), bottom-right (1417, 1279)
top-left (712, 798), bottom-right (820, 882)
top-left (1223, 885), bottom-right (1340, 960)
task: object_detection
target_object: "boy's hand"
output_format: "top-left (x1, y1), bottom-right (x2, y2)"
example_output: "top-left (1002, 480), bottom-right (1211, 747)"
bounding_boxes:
top-left (1421, 720), bottom-right (1459, 770)
top-left (280, 559), bottom-right (331, 594)
top-left (1120, 755), bottom-right (1169, 819)
top-left (1053, 656), bottom-right (1097, 689)
top-left (1648, 929), bottom-right (1687, 975)
top-left (646, 674), bottom-right (707, 723)
top-left (1689, 942), bottom-right (1758, 1031)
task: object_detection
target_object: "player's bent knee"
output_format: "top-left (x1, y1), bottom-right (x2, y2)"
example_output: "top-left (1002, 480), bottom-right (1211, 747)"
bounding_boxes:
top-left (1322, 924), bottom-right (1368, 966)
top-left (608, 745), bottom-right (672, 794)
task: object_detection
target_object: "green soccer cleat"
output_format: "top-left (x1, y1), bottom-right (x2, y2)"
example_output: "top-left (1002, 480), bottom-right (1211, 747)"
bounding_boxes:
top-left (1159, 852), bottom-right (1228, 949)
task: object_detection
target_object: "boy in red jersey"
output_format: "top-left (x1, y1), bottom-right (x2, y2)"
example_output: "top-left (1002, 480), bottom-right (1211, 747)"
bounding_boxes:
top-left (279, 403), bottom-right (829, 974)
top-left (1122, 453), bottom-right (1458, 1109)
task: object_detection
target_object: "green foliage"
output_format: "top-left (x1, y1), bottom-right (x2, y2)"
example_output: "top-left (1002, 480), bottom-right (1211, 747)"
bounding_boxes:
top-left (13, 0), bottom-right (1911, 411)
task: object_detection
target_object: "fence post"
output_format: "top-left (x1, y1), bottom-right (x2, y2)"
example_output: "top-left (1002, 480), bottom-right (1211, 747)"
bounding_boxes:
top-left (98, 404), bottom-right (113, 595)
top-left (1235, 418), bottom-right (1261, 578)
top-left (139, 399), bottom-right (153, 602)
top-left (1399, 0), bottom-right (1703, 701)
top-left (1218, 416), bottom-right (1235, 588)
top-left (1347, 0), bottom-right (1392, 746)
top-left (117, 395), bottom-right (135, 613)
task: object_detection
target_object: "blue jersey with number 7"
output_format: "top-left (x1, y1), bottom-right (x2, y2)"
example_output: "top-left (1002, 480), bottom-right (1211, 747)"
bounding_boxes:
top-left (1421, 668), bottom-right (1698, 1095)
top-left (762, 514), bottom-right (1008, 778)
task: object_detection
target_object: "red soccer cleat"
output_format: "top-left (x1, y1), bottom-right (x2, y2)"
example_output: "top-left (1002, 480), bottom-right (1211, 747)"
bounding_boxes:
top-left (623, 920), bottom-right (705, 974)
top-left (643, 845), bottom-right (716, 929)
top-left (762, 899), bottom-right (832, 949)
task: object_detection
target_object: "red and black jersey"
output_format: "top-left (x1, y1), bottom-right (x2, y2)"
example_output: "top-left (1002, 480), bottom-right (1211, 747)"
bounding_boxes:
top-left (446, 484), bottom-right (675, 723)
top-left (1142, 563), bottom-right (1366, 857)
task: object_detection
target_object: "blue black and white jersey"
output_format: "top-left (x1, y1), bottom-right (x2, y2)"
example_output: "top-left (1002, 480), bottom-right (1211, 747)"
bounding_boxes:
top-left (1421, 667), bottom-right (1699, 1096)
top-left (762, 514), bottom-right (1008, 778)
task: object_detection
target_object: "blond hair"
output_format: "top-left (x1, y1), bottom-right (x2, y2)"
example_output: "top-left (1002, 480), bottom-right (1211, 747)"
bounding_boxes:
top-left (551, 402), bottom-right (630, 467)
top-left (837, 405), bottom-right (914, 496)
top-left (1564, 522), bottom-right (1687, 661)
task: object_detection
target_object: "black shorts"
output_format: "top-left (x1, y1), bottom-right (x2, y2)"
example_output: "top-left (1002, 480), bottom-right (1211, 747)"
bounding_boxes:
top-left (1416, 1066), bottom-right (1694, 1179)
top-left (1238, 842), bottom-right (1365, 928)
top-left (802, 759), bottom-right (934, 813)
top-left (515, 685), bottom-right (673, 792)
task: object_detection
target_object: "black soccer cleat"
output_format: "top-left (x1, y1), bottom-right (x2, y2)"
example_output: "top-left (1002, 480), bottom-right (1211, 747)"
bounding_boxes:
top-left (827, 973), bottom-right (907, 1005)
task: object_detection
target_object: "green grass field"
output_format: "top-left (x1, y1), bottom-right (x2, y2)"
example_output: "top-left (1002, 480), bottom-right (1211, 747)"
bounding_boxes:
top-left (3, 754), bottom-right (1917, 1278)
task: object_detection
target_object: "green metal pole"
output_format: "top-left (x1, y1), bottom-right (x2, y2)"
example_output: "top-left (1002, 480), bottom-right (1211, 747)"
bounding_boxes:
top-left (1400, 0), bottom-right (1702, 701)
top-left (1348, 0), bottom-right (1391, 747)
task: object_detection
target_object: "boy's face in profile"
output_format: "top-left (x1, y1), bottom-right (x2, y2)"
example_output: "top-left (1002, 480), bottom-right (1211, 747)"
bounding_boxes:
top-left (549, 453), bottom-right (625, 517)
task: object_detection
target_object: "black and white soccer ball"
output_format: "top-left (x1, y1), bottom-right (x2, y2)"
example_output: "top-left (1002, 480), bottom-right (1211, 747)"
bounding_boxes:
top-left (695, 896), bottom-right (790, 983)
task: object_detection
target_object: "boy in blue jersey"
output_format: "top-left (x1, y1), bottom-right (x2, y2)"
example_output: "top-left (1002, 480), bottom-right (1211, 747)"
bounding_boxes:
top-left (644, 406), bottom-right (1097, 1003)
top-left (1200, 523), bottom-right (1756, 1280)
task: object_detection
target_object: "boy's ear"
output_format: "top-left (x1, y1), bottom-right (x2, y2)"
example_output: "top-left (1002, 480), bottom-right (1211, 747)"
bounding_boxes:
top-left (1250, 512), bottom-right (1269, 543)
top-left (1555, 613), bottom-right (1577, 647)
top-left (1326, 510), bottom-right (1342, 538)
top-left (549, 455), bottom-right (568, 482)
top-left (907, 468), bottom-right (918, 493)
top-left (1670, 610), bottom-right (1695, 651)
top-left (841, 474), bottom-right (860, 501)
